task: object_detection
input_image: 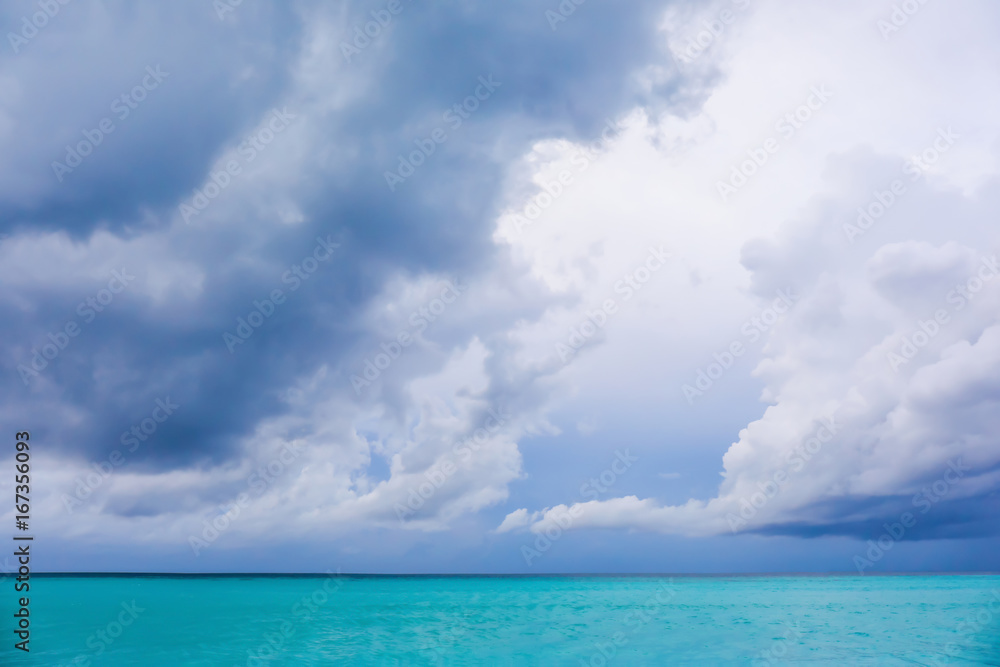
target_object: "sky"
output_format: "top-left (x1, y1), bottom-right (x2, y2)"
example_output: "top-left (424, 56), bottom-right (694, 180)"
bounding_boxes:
top-left (1, 0), bottom-right (999, 574)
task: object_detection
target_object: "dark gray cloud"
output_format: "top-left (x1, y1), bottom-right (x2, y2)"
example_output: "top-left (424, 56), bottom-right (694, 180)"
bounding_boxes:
top-left (0, 0), bottom-right (686, 479)
top-left (0, 0), bottom-right (302, 237)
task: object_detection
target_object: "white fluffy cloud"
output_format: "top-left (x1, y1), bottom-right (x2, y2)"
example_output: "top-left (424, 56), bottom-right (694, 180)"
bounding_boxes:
top-left (503, 0), bottom-right (1000, 540)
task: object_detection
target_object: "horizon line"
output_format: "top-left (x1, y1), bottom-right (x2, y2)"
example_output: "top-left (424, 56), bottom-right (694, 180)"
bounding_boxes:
top-left (25, 570), bottom-right (1000, 577)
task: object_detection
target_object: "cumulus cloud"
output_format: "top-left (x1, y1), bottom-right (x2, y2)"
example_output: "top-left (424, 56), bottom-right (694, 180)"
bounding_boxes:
top-left (510, 190), bottom-right (1000, 541)
top-left (504, 0), bottom-right (1000, 545)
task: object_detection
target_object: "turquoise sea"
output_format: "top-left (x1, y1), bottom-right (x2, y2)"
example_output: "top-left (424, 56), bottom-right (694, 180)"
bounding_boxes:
top-left (9, 574), bottom-right (1000, 665)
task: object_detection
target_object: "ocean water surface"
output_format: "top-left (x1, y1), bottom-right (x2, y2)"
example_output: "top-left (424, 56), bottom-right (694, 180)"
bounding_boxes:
top-left (11, 573), bottom-right (1000, 665)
